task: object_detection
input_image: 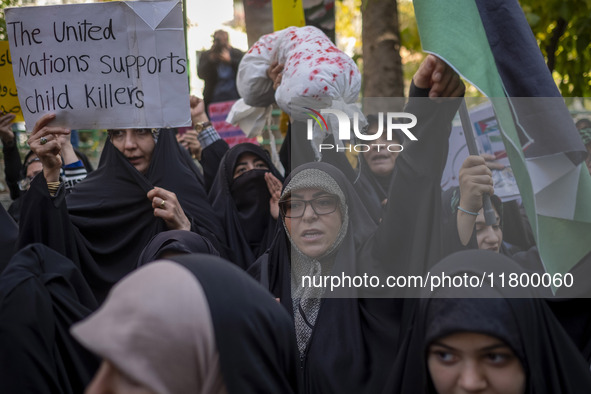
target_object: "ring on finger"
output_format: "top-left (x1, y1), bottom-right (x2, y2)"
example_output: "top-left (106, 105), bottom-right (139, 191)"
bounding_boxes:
top-left (40, 137), bottom-right (48, 145)
top-left (160, 199), bottom-right (166, 209)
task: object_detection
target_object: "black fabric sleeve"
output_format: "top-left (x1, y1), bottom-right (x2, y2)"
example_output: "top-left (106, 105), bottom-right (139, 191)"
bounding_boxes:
top-left (197, 50), bottom-right (218, 81)
top-left (17, 175), bottom-right (82, 265)
top-left (3, 135), bottom-right (23, 200)
top-left (231, 48), bottom-right (244, 71)
top-left (201, 139), bottom-right (229, 193)
top-left (279, 122), bottom-right (317, 177)
top-left (318, 134), bottom-right (358, 184)
top-left (369, 84), bottom-right (462, 277)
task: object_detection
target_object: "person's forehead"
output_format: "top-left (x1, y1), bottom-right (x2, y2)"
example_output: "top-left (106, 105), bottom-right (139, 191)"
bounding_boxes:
top-left (291, 188), bottom-right (329, 198)
top-left (363, 129), bottom-right (401, 144)
top-left (475, 213), bottom-right (500, 225)
top-left (27, 160), bottom-right (42, 169)
top-left (236, 152), bottom-right (264, 163)
top-left (435, 331), bottom-right (508, 351)
top-left (27, 161), bottom-right (43, 176)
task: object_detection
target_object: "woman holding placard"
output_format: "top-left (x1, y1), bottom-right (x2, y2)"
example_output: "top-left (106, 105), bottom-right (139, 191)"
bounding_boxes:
top-left (17, 112), bottom-right (227, 303)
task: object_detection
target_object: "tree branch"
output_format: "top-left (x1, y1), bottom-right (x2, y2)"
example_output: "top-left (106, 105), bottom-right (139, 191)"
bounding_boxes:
top-left (545, 18), bottom-right (567, 72)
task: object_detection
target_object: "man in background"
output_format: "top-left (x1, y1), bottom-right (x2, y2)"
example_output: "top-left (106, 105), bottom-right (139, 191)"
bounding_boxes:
top-left (197, 30), bottom-right (244, 115)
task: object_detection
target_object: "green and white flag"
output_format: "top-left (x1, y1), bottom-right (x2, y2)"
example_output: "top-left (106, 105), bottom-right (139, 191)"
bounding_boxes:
top-left (414, 0), bottom-right (591, 278)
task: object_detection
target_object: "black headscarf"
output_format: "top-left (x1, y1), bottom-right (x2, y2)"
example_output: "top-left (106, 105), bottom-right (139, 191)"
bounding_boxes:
top-left (0, 203), bottom-right (18, 273)
top-left (0, 244), bottom-right (99, 394)
top-left (355, 115), bottom-right (405, 216)
top-left (385, 250), bottom-right (591, 394)
top-left (209, 143), bottom-right (284, 270)
top-left (137, 229), bottom-right (220, 266)
top-left (171, 254), bottom-right (298, 394)
top-left (18, 129), bottom-right (227, 303)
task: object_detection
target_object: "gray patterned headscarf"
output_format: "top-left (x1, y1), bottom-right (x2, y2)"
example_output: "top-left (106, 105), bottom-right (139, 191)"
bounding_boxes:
top-left (280, 168), bottom-right (349, 358)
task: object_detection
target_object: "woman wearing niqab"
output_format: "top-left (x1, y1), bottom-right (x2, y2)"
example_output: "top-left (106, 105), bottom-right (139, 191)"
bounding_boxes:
top-left (209, 143), bottom-right (284, 269)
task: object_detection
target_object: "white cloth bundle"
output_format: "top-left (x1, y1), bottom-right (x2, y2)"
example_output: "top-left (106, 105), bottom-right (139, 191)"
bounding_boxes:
top-left (229, 26), bottom-right (364, 157)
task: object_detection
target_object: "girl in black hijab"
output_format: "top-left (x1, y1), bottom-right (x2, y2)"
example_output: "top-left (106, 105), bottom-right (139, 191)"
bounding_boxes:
top-left (386, 250), bottom-right (591, 394)
top-left (72, 254), bottom-right (298, 394)
top-left (209, 143), bottom-right (284, 270)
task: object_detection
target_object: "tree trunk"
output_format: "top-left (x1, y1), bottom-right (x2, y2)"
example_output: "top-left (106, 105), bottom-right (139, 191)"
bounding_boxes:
top-left (242, 0), bottom-right (274, 47)
top-left (361, 0), bottom-right (404, 100)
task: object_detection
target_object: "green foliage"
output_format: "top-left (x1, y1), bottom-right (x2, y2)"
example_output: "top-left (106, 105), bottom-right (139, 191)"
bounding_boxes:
top-left (520, 0), bottom-right (591, 97)
top-left (398, 0), bottom-right (590, 97)
top-left (1, 0), bottom-right (21, 41)
top-left (398, 0), bottom-right (424, 88)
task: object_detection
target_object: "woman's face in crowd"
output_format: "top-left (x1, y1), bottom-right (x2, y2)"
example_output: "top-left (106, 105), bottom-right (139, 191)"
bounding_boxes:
top-left (283, 187), bottom-right (343, 258)
top-left (110, 129), bottom-right (155, 174)
top-left (85, 360), bottom-right (156, 394)
top-left (362, 133), bottom-right (401, 177)
top-left (233, 152), bottom-right (269, 179)
top-left (427, 332), bottom-right (525, 394)
top-left (26, 158), bottom-right (43, 180)
top-left (475, 206), bottom-right (502, 253)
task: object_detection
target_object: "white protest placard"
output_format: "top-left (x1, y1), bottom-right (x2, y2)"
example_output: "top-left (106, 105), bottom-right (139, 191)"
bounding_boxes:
top-left (5, 0), bottom-right (190, 131)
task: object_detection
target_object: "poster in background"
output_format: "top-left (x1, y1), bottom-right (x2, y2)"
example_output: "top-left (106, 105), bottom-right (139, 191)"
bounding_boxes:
top-left (209, 100), bottom-right (257, 147)
top-left (441, 100), bottom-right (520, 201)
top-left (5, 0), bottom-right (190, 131)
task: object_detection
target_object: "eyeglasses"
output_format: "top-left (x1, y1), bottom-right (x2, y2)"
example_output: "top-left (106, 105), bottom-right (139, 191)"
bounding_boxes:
top-left (107, 129), bottom-right (156, 141)
top-left (279, 195), bottom-right (339, 218)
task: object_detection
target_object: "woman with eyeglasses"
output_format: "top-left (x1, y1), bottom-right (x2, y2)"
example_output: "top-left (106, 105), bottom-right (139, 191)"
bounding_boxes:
top-left (247, 57), bottom-right (465, 394)
top-left (249, 161), bottom-right (388, 393)
top-left (16, 109), bottom-right (227, 303)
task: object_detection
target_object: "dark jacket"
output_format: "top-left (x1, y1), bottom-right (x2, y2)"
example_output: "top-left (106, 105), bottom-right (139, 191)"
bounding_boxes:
top-left (197, 47), bottom-right (244, 111)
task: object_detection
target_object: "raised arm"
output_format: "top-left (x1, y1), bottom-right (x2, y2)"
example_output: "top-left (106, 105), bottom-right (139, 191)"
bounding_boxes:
top-left (370, 55), bottom-right (465, 276)
top-left (456, 155), bottom-right (495, 245)
top-left (28, 114), bottom-right (70, 188)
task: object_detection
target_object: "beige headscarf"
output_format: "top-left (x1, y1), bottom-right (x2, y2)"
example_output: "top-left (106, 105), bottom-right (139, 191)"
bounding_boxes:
top-left (71, 261), bottom-right (226, 394)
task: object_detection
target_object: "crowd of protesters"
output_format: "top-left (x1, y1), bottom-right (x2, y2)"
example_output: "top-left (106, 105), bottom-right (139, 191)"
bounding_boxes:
top-left (1, 23), bottom-right (591, 394)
